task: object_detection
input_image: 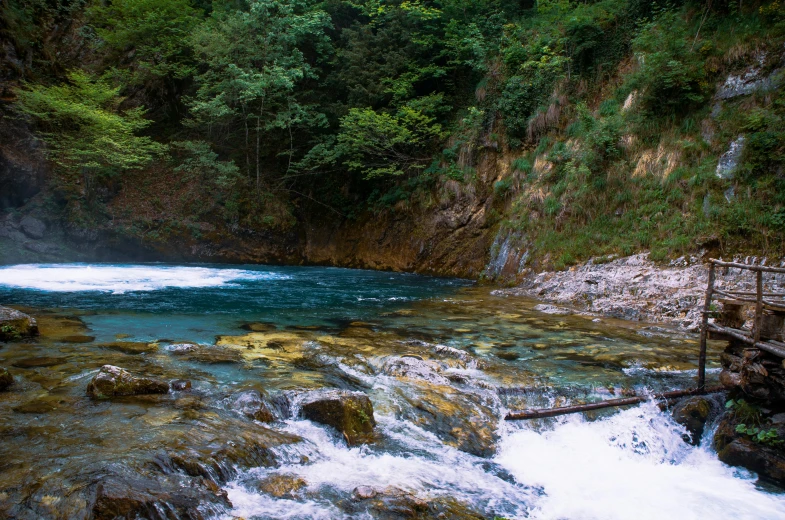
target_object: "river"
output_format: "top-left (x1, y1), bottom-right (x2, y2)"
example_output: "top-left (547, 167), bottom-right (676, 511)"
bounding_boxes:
top-left (0, 263), bottom-right (783, 519)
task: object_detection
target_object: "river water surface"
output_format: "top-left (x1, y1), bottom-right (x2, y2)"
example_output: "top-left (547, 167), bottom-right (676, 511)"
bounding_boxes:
top-left (0, 263), bottom-right (784, 519)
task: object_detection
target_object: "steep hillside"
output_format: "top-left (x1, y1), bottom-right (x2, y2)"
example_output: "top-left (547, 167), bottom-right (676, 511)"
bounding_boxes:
top-left (1, 0), bottom-right (784, 277)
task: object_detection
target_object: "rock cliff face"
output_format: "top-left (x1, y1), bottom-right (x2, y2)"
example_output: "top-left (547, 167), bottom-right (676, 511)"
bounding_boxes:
top-left (0, 141), bottom-right (501, 278)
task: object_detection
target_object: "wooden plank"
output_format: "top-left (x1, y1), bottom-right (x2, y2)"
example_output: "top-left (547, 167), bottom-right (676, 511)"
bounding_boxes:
top-left (714, 296), bottom-right (750, 305)
top-left (505, 386), bottom-right (725, 421)
top-left (763, 301), bottom-right (785, 313)
top-left (710, 259), bottom-right (785, 274)
top-left (707, 323), bottom-right (785, 358)
top-left (725, 290), bottom-right (785, 298)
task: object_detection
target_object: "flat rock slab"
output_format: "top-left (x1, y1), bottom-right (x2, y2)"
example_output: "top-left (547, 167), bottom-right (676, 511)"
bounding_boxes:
top-left (12, 356), bottom-right (65, 368)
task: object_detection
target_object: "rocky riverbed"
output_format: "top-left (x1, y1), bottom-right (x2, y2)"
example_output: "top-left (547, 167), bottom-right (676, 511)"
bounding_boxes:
top-left (2, 264), bottom-right (785, 519)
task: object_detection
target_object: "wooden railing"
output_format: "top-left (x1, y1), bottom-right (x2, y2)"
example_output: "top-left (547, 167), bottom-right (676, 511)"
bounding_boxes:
top-left (506, 258), bottom-right (785, 420)
top-left (698, 259), bottom-right (785, 390)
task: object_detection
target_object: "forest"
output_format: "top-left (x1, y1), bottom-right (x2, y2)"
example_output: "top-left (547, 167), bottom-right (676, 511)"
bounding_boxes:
top-left (3, 0), bottom-right (785, 268)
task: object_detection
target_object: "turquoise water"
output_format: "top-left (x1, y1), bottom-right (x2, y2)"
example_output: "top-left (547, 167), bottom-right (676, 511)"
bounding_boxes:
top-left (1, 263), bottom-right (784, 520)
top-left (0, 263), bottom-right (471, 343)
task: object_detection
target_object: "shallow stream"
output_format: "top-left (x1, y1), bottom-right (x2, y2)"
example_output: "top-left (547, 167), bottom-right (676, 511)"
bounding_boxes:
top-left (0, 263), bottom-right (783, 519)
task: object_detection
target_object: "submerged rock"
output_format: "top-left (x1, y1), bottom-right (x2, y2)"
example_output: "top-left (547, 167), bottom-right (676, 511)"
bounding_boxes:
top-left (0, 306), bottom-right (38, 340)
top-left (257, 474), bottom-right (307, 498)
top-left (671, 396), bottom-right (715, 445)
top-left (86, 365), bottom-right (170, 399)
top-left (91, 471), bottom-right (230, 520)
top-left (170, 379), bottom-right (192, 391)
top-left (12, 356), bottom-right (64, 368)
top-left (100, 341), bottom-right (159, 355)
top-left (0, 367), bottom-right (13, 390)
top-left (393, 382), bottom-right (499, 457)
top-left (348, 486), bottom-right (485, 519)
top-left (353, 486), bottom-right (428, 518)
top-left (240, 322), bottom-right (277, 332)
top-left (300, 389), bottom-right (375, 445)
top-left (12, 395), bottom-right (68, 414)
top-left (185, 345), bottom-right (244, 364)
top-left (61, 334), bottom-right (96, 343)
top-left (381, 356), bottom-right (451, 385)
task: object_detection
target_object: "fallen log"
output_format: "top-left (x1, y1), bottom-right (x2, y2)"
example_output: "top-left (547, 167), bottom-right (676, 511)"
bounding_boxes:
top-left (504, 386), bottom-right (724, 421)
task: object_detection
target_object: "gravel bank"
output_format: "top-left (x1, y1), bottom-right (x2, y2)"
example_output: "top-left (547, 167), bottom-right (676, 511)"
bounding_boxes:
top-left (495, 253), bottom-right (785, 331)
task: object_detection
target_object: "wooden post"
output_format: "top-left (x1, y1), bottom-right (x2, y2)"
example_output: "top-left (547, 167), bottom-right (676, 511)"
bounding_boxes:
top-left (698, 262), bottom-right (716, 391)
top-left (755, 270), bottom-right (763, 343)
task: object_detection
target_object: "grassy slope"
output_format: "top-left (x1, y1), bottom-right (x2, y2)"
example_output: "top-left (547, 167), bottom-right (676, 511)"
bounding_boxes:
top-left (488, 2), bottom-right (785, 270)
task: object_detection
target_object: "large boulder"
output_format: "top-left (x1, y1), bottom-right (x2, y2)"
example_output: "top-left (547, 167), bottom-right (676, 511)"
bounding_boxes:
top-left (671, 396), bottom-right (716, 445)
top-left (0, 367), bottom-right (13, 390)
top-left (714, 412), bottom-right (785, 486)
top-left (300, 389), bottom-right (375, 446)
top-left (0, 306), bottom-right (38, 340)
top-left (86, 365), bottom-right (170, 399)
top-left (19, 215), bottom-right (45, 239)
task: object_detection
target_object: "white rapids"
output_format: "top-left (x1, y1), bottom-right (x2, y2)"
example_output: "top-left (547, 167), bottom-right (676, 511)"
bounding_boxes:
top-left (222, 400), bottom-right (785, 520)
top-left (0, 263), bottom-right (289, 293)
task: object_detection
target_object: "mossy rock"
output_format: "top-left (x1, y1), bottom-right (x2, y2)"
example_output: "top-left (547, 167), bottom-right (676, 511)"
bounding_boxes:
top-left (671, 396), bottom-right (715, 445)
top-left (0, 306), bottom-right (38, 341)
top-left (300, 390), bottom-right (375, 446)
top-left (86, 365), bottom-right (169, 399)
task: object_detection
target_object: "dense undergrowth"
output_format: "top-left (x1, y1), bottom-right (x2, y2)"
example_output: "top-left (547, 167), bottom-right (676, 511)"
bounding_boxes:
top-left (3, 0), bottom-right (785, 268)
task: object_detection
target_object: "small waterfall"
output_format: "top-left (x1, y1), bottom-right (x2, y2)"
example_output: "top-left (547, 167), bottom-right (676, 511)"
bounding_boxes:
top-left (484, 229), bottom-right (529, 282)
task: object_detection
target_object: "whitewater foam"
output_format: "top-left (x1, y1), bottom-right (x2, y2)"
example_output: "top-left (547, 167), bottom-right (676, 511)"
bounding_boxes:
top-left (495, 401), bottom-right (785, 520)
top-left (0, 264), bottom-right (290, 293)
top-left (225, 402), bottom-right (785, 520)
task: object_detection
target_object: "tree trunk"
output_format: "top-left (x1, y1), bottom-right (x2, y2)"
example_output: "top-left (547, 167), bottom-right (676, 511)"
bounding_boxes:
top-left (256, 96), bottom-right (265, 192)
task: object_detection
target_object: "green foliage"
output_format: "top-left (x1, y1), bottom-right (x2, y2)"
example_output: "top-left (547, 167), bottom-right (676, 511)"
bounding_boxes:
top-left (88, 0), bottom-right (202, 82)
top-left (171, 141), bottom-right (240, 188)
top-left (188, 0), bottom-right (331, 187)
top-left (0, 325), bottom-right (21, 341)
top-left (494, 177), bottom-right (513, 196)
top-left (10, 0), bottom-right (785, 260)
top-left (15, 71), bottom-right (166, 181)
top-left (734, 424), bottom-right (784, 446)
top-left (728, 398), bottom-right (784, 446)
top-left (336, 106), bottom-right (445, 179)
top-left (629, 11), bottom-right (711, 116)
top-left (726, 398), bottom-right (764, 425)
